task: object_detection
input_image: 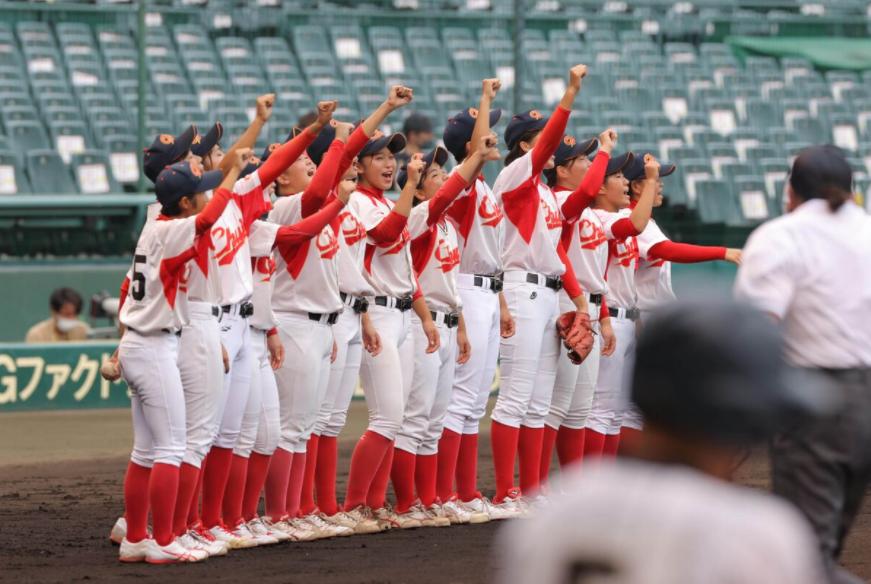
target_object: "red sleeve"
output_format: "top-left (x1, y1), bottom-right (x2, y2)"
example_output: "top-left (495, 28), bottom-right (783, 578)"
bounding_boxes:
top-left (258, 127), bottom-right (319, 185)
top-left (531, 106), bottom-right (570, 176)
top-left (648, 241), bottom-right (727, 263)
top-left (426, 173), bottom-right (470, 227)
top-left (273, 199), bottom-right (345, 248)
top-left (301, 139), bottom-right (343, 218)
top-left (118, 276), bottom-right (130, 313)
top-left (599, 295), bottom-right (609, 321)
top-left (611, 217), bottom-right (641, 240)
top-left (561, 151), bottom-right (609, 222)
top-left (368, 210), bottom-right (408, 244)
top-left (267, 327), bottom-right (278, 337)
top-left (335, 126), bottom-right (369, 188)
top-left (557, 244), bottom-right (583, 300)
top-left (195, 187), bottom-right (233, 234)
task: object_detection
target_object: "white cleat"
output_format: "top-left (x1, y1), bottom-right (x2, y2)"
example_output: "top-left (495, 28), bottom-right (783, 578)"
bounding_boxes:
top-left (186, 529), bottom-right (228, 557)
top-left (372, 505), bottom-right (404, 530)
top-left (209, 524), bottom-right (257, 549)
top-left (441, 499), bottom-right (473, 524)
top-left (302, 513), bottom-right (354, 539)
top-left (337, 507), bottom-right (383, 535)
top-left (421, 503), bottom-right (452, 527)
top-left (173, 535), bottom-right (209, 562)
top-left (110, 516), bottom-right (127, 545)
top-left (249, 517), bottom-right (291, 542)
top-left (457, 496), bottom-right (498, 524)
top-left (385, 505), bottom-right (423, 529)
top-left (231, 521), bottom-right (278, 546)
top-left (118, 537), bottom-right (149, 562)
top-left (145, 539), bottom-right (202, 564)
top-left (262, 517), bottom-right (316, 542)
top-left (487, 490), bottom-right (524, 520)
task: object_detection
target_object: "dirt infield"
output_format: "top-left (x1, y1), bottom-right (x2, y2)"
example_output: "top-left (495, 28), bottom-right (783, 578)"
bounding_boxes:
top-left (1, 406), bottom-right (869, 583)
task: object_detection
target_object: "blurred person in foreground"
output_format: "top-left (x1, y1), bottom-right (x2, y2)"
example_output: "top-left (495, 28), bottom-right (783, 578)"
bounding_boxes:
top-left (495, 299), bottom-right (830, 584)
top-left (25, 287), bottom-right (90, 343)
top-left (735, 144), bottom-right (871, 584)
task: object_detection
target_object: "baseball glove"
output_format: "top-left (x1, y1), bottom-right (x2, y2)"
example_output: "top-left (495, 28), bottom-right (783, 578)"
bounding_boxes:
top-left (556, 310), bottom-right (595, 365)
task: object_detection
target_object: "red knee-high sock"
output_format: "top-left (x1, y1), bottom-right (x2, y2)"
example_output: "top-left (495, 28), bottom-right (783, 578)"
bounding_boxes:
top-left (315, 436), bottom-right (339, 516)
top-left (173, 462), bottom-right (200, 536)
top-left (366, 442), bottom-right (394, 510)
top-left (603, 433), bottom-right (621, 457)
top-left (222, 454), bottom-right (248, 527)
top-left (415, 453), bottom-right (438, 508)
top-left (264, 447), bottom-right (292, 520)
top-left (242, 452), bottom-right (271, 521)
top-left (456, 432), bottom-right (480, 502)
top-left (299, 435), bottom-right (320, 516)
top-left (556, 426), bottom-right (586, 467)
top-left (619, 427), bottom-right (642, 455)
top-left (490, 420), bottom-right (520, 503)
top-left (149, 462), bottom-right (180, 546)
top-left (187, 457), bottom-right (205, 527)
top-left (123, 461), bottom-right (151, 543)
top-left (583, 429), bottom-right (607, 459)
top-left (390, 448), bottom-right (417, 513)
top-left (344, 430), bottom-right (392, 510)
top-left (285, 451), bottom-right (307, 518)
top-left (539, 426), bottom-right (558, 485)
top-left (201, 447), bottom-right (234, 528)
top-left (518, 425), bottom-right (544, 497)
top-left (436, 429), bottom-right (462, 502)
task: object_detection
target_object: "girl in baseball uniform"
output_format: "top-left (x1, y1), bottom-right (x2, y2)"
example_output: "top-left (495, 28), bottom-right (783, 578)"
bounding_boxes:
top-left (488, 65), bottom-right (593, 514)
top-left (390, 137), bottom-right (499, 528)
top-left (117, 151), bottom-right (249, 564)
top-left (584, 153), bottom-right (661, 458)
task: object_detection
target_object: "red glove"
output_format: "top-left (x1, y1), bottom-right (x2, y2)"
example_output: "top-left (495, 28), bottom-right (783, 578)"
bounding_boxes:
top-left (556, 310), bottom-right (595, 365)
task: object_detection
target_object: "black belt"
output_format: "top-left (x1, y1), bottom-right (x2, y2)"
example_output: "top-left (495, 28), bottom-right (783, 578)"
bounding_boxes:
top-left (222, 301), bottom-right (254, 318)
top-left (211, 305), bottom-right (220, 317)
top-left (430, 311), bottom-right (460, 328)
top-left (308, 311), bottom-right (340, 325)
top-left (374, 295), bottom-right (413, 311)
top-left (609, 307), bottom-right (641, 321)
top-left (129, 327), bottom-right (180, 337)
top-left (473, 274), bottom-right (503, 293)
top-left (589, 293), bottom-right (603, 306)
top-left (340, 292), bottom-right (369, 314)
top-left (527, 273), bottom-right (563, 291)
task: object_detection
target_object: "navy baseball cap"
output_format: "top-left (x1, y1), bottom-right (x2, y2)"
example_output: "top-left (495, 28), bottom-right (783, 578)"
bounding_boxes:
top-left (306, 122), bottom-right (338, 166)
top-left (239, 156), bottom-right (262, 179)
top-left (504, 109), bottom-right (548, 150)
top-left (632, 299), bottom-right (838, 446)
top-left (443, 107), bottom-right (503, 161)
top-left (605, 151), bottom-right (635, 176)
top-left (396, 145), bottom-right (449, 190)
top-left (359, 132), bottom-right (406, 159)
top-left (154, 161), bottom-right (223, 208)
top-left (554, 134), bottom-right (598, 167)
top-left (624, 152), bottom-right (676, 182)
top-left (143, 125), bottom-right (197, 183)
top-left (191, 122), bottom-right (224, 158)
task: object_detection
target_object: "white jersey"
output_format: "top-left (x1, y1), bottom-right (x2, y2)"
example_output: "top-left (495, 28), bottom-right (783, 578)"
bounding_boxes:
top-left (409, 203), bottom-right (462, 313)
top-left (335, 202), bottom-right (376, 297)
top-left (594, 208), bottom-right (639, 310)
top-left (120, 216), bottom-right (197, 332)
top-left (444, 175), bottom-right (504, 276)
top-left (635, 218), bottom-right (674, 311)
top-left (494, 151), bottom-right (565, 277)
top-left (250, 254), bottom-right (277, 331)
top-left (349, 188), bottom-right (415, 298)
top-left (555, 187), bottom-right (609, 295)
top-left (268, 194), bottom-right (342, 314)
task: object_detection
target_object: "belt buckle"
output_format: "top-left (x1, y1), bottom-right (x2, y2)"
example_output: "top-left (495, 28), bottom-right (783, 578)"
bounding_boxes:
top-left (328, 312), bottom-right (339, 325)
top-left (355, 298), bottom-right (369, 314)
top-left (493, 277), bottom-right (503, 292)
top-left (211, 305), bottom-right (220, 317)
top-left (240, 302), bottom-right (254, 318)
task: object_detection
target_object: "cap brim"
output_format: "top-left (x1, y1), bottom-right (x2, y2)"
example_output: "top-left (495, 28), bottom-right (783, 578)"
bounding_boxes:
top-left (489, 109), bottom-right (502, 126)
top-left (425, 145), bottom-right (449, 169)
top-left (174, 125), bottom-right (197, 162)
top-left (199, 169), bottom-right (224, 193)
top-left (361, 133), bottom-right (407, 157)
top-left (607, 152), bottom-right (635, 175)
top-left (660, 162), bottom-right (676, 177)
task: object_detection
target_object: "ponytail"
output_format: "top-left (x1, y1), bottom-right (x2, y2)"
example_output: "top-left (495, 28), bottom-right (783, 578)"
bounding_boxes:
top-left (789, 145), bottom-right (853, 212)
top-left (504, 128), bottom-right (543, 167)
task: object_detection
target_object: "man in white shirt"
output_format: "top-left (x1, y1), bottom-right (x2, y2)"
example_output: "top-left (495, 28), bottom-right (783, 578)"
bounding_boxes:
top-left (735, 144), bottom-right (871, 584)
top-left (496, 299), bottom-right (830, 584)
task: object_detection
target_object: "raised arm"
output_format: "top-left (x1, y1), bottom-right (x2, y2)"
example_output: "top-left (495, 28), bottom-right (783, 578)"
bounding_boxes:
top-left (367, 154), bottom-right (422, 243)
top-left (648, 241), bottom-right (742, 264)
top-left (273, 198), bottom-right (346, 248)
top-left (426, 134), bottom-right (500, 226)
top-left (561, 129), bottom-right (615, 222)
top-left (628, 154), bottom-right (660, 233)
top-left (301, 138), bottom-right (344, 218)
top-left (196, 148), bottom-right (249, 234)
top-left (258, 100), bottom-right (336, 185)
top-left (470, 78), bottom-right (500, 157)
top-left (219, 93), bottom-right (274, 177)
top-left (360, 85), bottom-right (413, 138)
top-left (531, 64), bottom-right (587, 175)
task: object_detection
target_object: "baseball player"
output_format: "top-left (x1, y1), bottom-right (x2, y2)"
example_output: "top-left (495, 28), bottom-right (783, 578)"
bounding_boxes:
top-left (389, 136), bottom-right (500, 527)
top-left (583, 152), bottom-right (660, 458)
top-left (487, 64), bottom-right (593, 514)
top-left (116, 149), bottom-right (250, 564)
top-left (619, 154), bottom-right (741, 440)
top-left (538, 129), bottom-right (619, 484)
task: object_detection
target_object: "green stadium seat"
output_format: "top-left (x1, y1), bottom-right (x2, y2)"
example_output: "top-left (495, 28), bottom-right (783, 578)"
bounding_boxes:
top-left (48, 120), bottom-right (90, 162)
top-left (675, 157), bottom-right (713, 207)
top-left (102, 134), bottom-right (140, 185)
top-left (695, 178), bottom-right (735, 224)
top-left (71, 150), bottom-right (122, 194)
top-left (7, 120), bottom-right (51, 155)
top-left (734, 175), bottom-right (777, 221)
top-left (0, 149), bottom-right (32, 194)
top-left (26, 149), bottom-right (77, 194)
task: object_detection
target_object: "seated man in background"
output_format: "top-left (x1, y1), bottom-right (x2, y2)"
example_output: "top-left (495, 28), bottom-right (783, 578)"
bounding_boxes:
top-left (396, 112), bottom-right (434, 167)
top-left (25, 287), bottom-right (90, 343)
top-left (495, 299), bottom-right (833, 584)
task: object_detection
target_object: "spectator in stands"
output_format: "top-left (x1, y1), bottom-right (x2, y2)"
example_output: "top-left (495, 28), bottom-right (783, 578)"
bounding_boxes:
top-left (25, 287), bottom-right (90, 343)
top-left (397, 112), bottom-right (434, 167)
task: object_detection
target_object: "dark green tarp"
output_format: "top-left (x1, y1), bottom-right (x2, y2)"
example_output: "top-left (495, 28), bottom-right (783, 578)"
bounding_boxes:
top-left (727, 36), bottom-right (871, 70)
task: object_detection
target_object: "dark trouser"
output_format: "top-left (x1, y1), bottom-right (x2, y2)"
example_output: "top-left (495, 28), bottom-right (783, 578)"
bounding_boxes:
top-left (770, 368), bottom-right (871, 584)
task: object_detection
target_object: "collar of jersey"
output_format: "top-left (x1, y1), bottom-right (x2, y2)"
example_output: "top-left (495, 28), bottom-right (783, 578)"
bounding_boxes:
top-left (356, 184), bottom-right (385, 200)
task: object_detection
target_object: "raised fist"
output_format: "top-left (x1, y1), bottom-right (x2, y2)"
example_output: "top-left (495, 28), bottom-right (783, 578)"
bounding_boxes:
top-left (405, 153), bottom-right (425, 186)
top-left (598, 128), bottom-right (617, 153)
top-left (256, 93), bottom-right (276, 123)
top-left (333, 120), bottom-right (354, 141)
top-left (315, 101), bottom-right (338, 126)
top-left (568, 64), bottom-right (588, 90)
top-left (233, 147), bottom-right (254, 170)
top-left (479, 132), bottom-right (500, 161)
top-left (643, 153), bottom-right (661, 179)
top-left (387, 85), bottom-right (414, 108)
top-left (482, 78), bottom-right (501, 99)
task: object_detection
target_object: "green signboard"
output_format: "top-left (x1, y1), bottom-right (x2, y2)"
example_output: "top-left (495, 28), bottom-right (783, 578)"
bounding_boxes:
top-left (0, 342), bottom-right (129, 412)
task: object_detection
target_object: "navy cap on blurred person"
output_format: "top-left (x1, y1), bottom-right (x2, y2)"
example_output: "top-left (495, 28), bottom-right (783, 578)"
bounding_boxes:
top-left (443, 107), bottom-right (502, 162)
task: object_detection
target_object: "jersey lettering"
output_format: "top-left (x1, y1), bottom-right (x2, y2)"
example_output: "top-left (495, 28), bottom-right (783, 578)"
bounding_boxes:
top-left (340, 211), bottom-right (367, 246)
top-left (478, 195), bottom-right (503, 227)
top-left (541, 198), bottom-right (562, 230)
top-left (316, 229), bottom-right (339, 260)
top-left (611, 238), bottom-right (640, 268)
top-left (579, 218), bottom-right (607, 250)
top-left (254, 256), bottom-right (275, 282)
top-left (131, 254), bottom-right (147, 300)
top-left (212, 222), bottom-right (247, 266)
top-left (434, 240), bottom-right (460, 273)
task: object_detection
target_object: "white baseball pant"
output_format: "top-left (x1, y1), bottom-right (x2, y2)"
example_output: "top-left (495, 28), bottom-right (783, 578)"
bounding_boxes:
top-left (396, 315), bottom-right (458, 456)
top-left (274, 312), bottom-right (333, 453)
top-left (213, 305), bottom-right (253, 450)
top-left (443, 276), bottom-right (500, 435)
top-left (546, 295), bottom-right (602, 431)
top-left (249, 328), bottom-right (281, 455)
top-left (177, 301), bottom-right (224, 468)
top-left (359, 303), bottom-right (413, 440)
top-left (586, 315), bottom-right (637, 436)
top-left (119, 329), bottom-right (186, 468)
top-left (315, 307), bottom-right (363, 438)
top-left (491, 274), bottom-right (560, 429)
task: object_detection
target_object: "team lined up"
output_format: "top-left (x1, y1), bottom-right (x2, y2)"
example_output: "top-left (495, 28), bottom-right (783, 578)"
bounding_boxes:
top-left (106, 66), bottom-right (740, 564)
